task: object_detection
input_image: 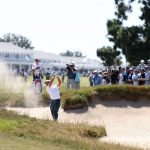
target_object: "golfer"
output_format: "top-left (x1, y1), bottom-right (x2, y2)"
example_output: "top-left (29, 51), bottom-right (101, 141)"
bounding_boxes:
top-left (45, 75), bottom-right (61, 121)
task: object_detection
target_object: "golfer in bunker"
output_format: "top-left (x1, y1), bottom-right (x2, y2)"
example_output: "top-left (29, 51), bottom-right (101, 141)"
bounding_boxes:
top-left (45, 75), bottom-right (61, 121)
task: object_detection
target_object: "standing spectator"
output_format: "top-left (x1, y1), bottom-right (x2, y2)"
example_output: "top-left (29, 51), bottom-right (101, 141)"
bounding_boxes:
top-left (93, 70), bottom-right (102, 86)
top-left (32, 58), bottom-right (43, 82)
top-left (118, 68), bottom-right (124, 85)
top-left (74, 68), bottom-right (80, 89)
top-left (138, 69), bottom-right (146, 85)
top-left (128, 68), bottom-right (134, 84)
top-left (88, 71), bottom-right (94, 86)
top-left (145, 67), bottom-right (150, 85)
top-left (45, 75), bottom-right (61, 121)
top-left (111, 70), bottom-right (117, 85)
top-left (102, 71), bottom-right (110, 85)
top-left (107, 69), bottom-right (112, 84)
top-left (122, 68), bottom-right (127, 84)
top-left (124, 67), bottom-right (130, 84)
top-left (115, 69), bottom-right (120, 84)
top-left (132, 69), bottom-right (139, 85)
top-left (66, 63), bottom-right (76, 89)
top-left (136, 60), bottom-right (148, 70)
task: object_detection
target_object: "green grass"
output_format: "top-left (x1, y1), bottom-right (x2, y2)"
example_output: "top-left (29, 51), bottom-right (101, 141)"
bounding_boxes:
top-left (0, 109), bottom-right (141, 150)
top-left (28, 75), bottom-right (90, 90)
top-left (0, 134), bottom-right (67, 150)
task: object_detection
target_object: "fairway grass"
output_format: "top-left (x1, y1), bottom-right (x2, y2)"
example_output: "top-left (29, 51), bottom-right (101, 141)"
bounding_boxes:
top-left (0, 133), bottom-right (68, 150)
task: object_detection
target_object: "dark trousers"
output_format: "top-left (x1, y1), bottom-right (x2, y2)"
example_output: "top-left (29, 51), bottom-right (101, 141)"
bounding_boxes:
top-left (50, 99), bottom-right (60, 120)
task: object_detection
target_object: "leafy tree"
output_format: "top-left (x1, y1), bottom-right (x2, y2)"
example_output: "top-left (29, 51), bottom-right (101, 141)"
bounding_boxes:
top-left (97, 46), bottom-right (121, 66)
top-left (106, 0), bottom-right (150, 65)
top-left (0, 33), bottom-right (34, 49)
top-left (60, 50), bottom-right (85, 57)
top-left (60, 50), bottom-right (73, 57)
top-left (73, 51), bottom-right (84, 57)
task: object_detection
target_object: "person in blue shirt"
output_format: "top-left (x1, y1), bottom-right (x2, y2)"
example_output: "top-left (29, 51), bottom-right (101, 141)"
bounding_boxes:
top-left (66, 63), bottom-right (76, 89)
top-left (93, 70), bottom-right (102, 86)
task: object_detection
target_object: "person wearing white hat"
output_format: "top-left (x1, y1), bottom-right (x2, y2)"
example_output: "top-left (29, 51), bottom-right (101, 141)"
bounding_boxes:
top-left (136, 60), bottom-right (148, 70)
top-left (32, 58), bottom-right (43, 82)
top-left (45, 75), bottom-right (61, 121)
top-left (32, 58), bottom-right (41, 70)
top-left (132, 69), bottom-right (139, 85)
top-left (93, 70), bottom-right (102, 86)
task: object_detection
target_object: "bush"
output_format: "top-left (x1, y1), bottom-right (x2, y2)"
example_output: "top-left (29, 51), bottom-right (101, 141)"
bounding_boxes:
top-left (80, 126), bottom-right (107, 138)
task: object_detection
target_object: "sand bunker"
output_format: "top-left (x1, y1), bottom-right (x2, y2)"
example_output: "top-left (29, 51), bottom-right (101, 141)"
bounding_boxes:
top-left (6, 99), bottom-right (150, 149)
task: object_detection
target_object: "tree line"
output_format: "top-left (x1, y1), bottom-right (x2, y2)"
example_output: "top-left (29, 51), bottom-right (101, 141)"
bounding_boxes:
top-left (0, 33), bottom-right (84, 57)
top-left (97, 0), bottom-right (150, 66)
top-left (0, 33), bottom-right (34, 49)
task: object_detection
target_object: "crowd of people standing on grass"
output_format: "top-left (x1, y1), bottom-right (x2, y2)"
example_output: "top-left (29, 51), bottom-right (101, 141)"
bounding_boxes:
top-left (12, 58), bottom-right (150, 90)
top-left (44, 59), bottom-right (150, 90)
top-left (88, 59), bottom-right (150, 86)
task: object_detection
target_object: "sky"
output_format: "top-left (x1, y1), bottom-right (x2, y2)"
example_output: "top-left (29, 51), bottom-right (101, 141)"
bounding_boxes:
top-left (0, 0), bottom-right (142, 59)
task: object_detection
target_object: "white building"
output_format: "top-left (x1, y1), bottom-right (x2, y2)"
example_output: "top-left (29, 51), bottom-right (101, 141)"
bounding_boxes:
top-left (0, 42), bottom-right (33, 72)
top-left (0, 42), bottom-right (103, 73)
top-left (34, 50), bottom-right (103, 71)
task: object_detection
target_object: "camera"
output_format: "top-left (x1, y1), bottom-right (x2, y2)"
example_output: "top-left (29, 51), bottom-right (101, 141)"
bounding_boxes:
top-left (66, 64), bottom-right (71, 70)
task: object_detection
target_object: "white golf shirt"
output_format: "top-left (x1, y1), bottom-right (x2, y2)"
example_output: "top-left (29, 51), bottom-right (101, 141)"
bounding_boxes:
top-left (46, 85), bottom-right (60, 100)
top-left (32, 62), bottom-right (42, 70)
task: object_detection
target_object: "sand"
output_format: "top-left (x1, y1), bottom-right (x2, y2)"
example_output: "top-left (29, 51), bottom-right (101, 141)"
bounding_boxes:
top-left (5, 99), bottom-right (150, 149)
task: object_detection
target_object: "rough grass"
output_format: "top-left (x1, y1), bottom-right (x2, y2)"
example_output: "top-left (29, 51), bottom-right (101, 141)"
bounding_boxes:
top-left (0, 83), bottom-right (150, 108)
top-left (0, 109), bottom-right (106, 138)
top-left (0, 109), bottom-right (141, 150)
top-left (61, 85), bottom-right (150, 109)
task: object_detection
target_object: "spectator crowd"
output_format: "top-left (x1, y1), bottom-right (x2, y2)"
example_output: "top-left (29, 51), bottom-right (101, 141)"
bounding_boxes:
top-left (88, 59), bottom-right (150, 86)
top-left (46, 59), bottom-right (150, 89)
top-left (8, 59), bottom-right (150, 90)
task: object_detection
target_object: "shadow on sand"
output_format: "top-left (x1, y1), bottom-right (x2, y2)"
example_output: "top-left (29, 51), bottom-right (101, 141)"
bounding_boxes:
top-left (63, 97), bottom-right (150, 114)
top-left (88, 98), bottom-right (150, 108)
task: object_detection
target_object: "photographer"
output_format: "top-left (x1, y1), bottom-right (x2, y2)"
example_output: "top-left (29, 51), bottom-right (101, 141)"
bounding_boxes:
top-left (66, 63), bottom-right (76, 89)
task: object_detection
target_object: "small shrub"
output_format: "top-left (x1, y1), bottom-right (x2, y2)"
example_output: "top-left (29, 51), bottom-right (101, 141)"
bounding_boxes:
top-left (63, 94), bottom-right (88, 108)
top-left (80, 126), bottom-right (106, 138)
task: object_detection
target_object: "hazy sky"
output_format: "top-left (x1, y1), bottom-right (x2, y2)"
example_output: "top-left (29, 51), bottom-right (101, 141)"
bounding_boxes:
top-left (0, 0), bottom-right (142, 59)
